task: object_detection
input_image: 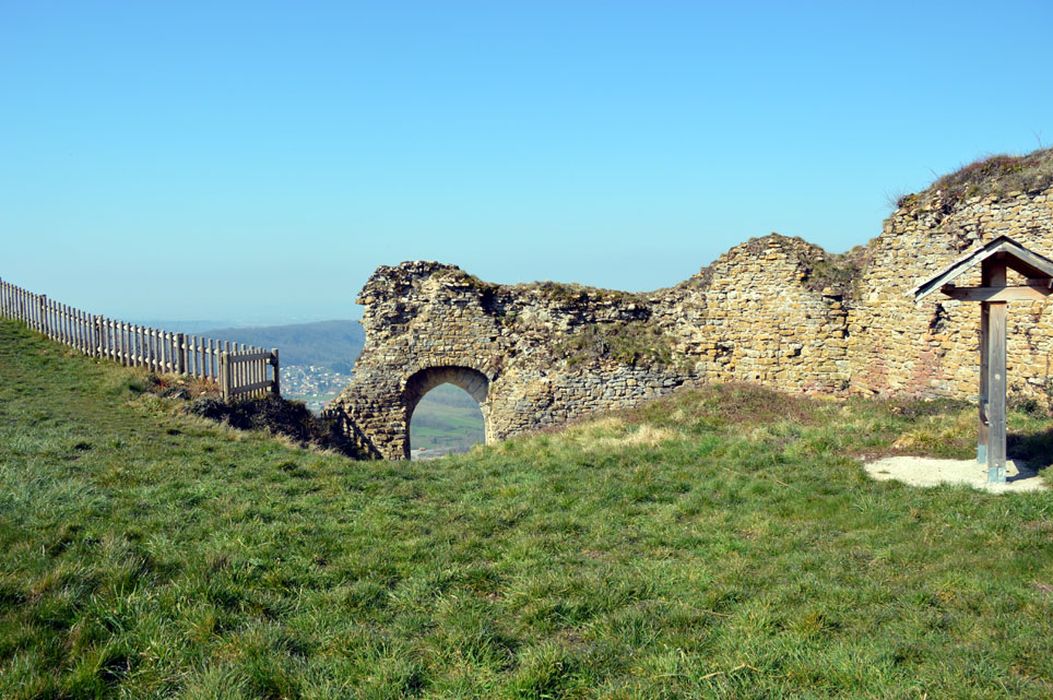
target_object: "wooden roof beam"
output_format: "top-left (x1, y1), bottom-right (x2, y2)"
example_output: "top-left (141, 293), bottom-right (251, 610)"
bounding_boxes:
top-left (941, 283), bottom-right (1053, 302)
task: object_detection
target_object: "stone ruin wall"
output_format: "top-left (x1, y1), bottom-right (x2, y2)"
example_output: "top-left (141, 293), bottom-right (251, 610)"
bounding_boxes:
top-left (849, 187), bottom-right (1053, 400)
top-left (333, 184), bottom-right (1053, 459)
top-left (334, 263), bottom-right (694, 458)
top-left (650, 236), bottom-right (851, 393)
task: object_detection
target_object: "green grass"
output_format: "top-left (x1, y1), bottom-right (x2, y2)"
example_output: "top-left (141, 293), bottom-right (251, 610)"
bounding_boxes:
top-left (4, 318), bottom-right (1053, 697)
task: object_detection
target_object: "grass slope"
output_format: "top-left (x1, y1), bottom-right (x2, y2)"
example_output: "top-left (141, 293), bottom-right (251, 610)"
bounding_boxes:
top-left (3, 318), bottom-right (1053, 697)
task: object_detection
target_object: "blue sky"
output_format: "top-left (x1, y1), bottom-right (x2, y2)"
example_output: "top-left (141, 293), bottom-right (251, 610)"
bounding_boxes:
top-left (2, 2), bottom-right (1051, 324)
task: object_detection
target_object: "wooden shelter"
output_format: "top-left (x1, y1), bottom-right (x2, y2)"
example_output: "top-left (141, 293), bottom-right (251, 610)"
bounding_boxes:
top-left (913, 236), bottom-right (1053, 483)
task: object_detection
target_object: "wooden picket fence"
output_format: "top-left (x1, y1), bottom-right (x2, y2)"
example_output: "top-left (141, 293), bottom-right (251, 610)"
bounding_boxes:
top-left (0, 277), bottom-right (280, 400)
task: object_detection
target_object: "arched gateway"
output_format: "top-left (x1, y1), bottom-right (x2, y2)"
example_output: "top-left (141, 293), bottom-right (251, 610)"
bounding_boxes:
top-left (406, 365), bottom-right (491, 452)
top-left (329, 360), bottom-right (494, 461)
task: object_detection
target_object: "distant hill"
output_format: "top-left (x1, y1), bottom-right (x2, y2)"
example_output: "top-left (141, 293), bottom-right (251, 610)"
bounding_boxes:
top-left (203, 320), bottom-right (364, 373)
top-left (139, 320), bottom-right (234, 335)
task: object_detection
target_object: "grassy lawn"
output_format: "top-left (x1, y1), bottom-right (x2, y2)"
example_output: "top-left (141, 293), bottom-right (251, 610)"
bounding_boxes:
top-left (3, 318), bottom-right (1053, 698)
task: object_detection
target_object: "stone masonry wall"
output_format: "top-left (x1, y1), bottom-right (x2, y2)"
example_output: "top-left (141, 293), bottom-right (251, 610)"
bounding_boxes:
top-left (332, 179), bottom-right (1053, 460)
top-left (848, 187), bottom-right (1053, 399)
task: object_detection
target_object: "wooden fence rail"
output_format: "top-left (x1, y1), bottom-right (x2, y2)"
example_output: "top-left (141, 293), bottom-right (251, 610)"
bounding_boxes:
top-left (0, 277), bottom-right (279, 401)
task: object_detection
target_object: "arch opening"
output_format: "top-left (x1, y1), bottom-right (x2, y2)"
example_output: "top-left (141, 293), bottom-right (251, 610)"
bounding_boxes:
top-left (405, 366), bottom-right (490, 460)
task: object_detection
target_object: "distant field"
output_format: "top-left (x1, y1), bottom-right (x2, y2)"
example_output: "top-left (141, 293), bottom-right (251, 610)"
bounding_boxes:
top-left (4, 318), bottom-right (1053, 697)
top-left (410, 384), bottom-right (486, 454)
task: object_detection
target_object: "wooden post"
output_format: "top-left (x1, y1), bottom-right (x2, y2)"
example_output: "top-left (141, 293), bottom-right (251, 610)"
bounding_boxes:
top-left (176, 333), bottom-right (186, 375)
top-left (986, 259), bottom-right (1008, 484)
top-left (988, 303), bottom-right (1007, 483)
top-left (978, 304), bottom-right (990, 463)
top-left (220, 352), bottom-right (231, 401)
top-left (270, 348), bottom-right (280, 397)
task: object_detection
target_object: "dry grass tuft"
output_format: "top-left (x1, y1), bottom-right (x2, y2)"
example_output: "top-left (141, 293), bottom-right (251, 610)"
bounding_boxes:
top-left (561, 416), bottom-right (680, 451)
top-left (891, 410), bottom-right (974, 456)
top-left (901, 147), bottom-right (1053, 209)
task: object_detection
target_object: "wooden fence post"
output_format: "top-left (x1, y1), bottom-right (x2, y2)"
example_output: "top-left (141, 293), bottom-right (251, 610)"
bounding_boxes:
top-left (220, 352), bottom-right (231, 401)
top-left (92, 315), bottom-right (100, 357)
top-left (38, 295), bottom-right (47, 334)
top-left (270, 348), bottom-right (280, 397)
top-left (175, 333), bottom-right (186, 375)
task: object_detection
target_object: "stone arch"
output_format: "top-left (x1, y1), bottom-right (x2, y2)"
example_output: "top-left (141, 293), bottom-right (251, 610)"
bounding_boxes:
top-left (404, 365), bottom-right (490, 457)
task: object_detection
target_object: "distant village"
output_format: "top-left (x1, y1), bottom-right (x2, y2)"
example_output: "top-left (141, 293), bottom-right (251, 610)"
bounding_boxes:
top-left (280, 365), bottom-right (351, 412)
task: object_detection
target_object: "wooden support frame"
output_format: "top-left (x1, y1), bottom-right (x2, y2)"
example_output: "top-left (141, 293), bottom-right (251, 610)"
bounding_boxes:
top-left (913, 237), bottom-right (1053, 485)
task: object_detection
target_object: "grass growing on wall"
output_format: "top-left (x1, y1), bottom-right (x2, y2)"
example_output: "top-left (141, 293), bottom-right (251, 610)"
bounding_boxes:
top-left (555, 321), bottom-right (678, 368)
top-left (3, 318), bottom-right (1053, 697)
top-left (899, 146), bottom-right (1053, 209)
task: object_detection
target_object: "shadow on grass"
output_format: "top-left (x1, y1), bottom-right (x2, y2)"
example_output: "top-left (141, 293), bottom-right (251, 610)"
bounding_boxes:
top-left (1008, 428), bottom-right (1053, 470)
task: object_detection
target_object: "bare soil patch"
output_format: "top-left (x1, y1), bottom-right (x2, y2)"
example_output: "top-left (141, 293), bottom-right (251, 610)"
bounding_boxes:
top-left (865, 456), bottom-right (1045, 493)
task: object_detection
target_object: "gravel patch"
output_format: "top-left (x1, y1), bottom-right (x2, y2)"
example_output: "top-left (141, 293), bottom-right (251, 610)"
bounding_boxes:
top-left (864, 456), bottom-right (1046, 493)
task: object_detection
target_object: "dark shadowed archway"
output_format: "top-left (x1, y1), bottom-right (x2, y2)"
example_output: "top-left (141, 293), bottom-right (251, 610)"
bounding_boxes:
top-left (404, 366), bottom-right (490, 457)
